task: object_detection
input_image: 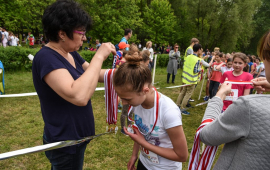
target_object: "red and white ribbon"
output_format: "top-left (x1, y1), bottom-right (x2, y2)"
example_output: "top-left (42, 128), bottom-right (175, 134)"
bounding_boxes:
top-left (224, 80), bottom-right (253, 85)
top-left (188, 118), bottom-right (218, 170)
top-left (104, 69), bottom-right (118, 125)
top-left (127, 87), bottom-right (159, 135)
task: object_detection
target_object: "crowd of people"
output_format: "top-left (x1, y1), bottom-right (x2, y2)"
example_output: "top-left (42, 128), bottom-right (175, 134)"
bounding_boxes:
top-left (2, 0), bottom-right (267, 169)
top-left (0, 27), bottom-right (46, 48)
top-left (0, 27), bottom-right (20, 47)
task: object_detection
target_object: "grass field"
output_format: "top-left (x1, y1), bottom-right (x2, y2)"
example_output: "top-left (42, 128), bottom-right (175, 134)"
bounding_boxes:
top-left (0, 68), bottom-right (222, 169)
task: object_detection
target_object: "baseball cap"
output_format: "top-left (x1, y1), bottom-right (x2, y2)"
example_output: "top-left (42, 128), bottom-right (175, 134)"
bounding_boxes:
top-left (118, 42), bottom-right (130, 50)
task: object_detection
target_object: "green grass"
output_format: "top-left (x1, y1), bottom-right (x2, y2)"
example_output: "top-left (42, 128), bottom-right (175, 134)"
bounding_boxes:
top-left (0, 68), bottom-right (222, 169)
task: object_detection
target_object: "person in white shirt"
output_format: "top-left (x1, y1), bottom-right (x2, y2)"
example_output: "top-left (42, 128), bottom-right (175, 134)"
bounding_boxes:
top-left (143, 41), bottom-right (154, 71)
top-left (113, 51), bottom-right (188, 170)
top-left (10, 32), bottom-right (17, 46)
top-left (2, 27), bottom-right (9, 48)
top-left (254, 58), bottom-right (265, 78)
top-left (215, 58), bottom-right (234, 74)
top-left (15, 34), bottom-right (19, 46)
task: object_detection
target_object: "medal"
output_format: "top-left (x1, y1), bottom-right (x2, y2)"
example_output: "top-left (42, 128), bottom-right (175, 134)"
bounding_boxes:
top-left (127, 87), bottom-right (159, 140)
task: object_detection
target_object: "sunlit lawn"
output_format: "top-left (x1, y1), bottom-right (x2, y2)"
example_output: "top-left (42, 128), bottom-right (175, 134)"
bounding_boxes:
top-left (0, 68), bottom-right (222, 169)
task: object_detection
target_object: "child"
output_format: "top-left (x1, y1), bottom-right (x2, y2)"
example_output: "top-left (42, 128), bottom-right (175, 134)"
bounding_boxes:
top-left (29, 34), bottom-right (34, 48)
top-left (247, 55), bottom-right (254, 73)
top-left (118, 49), bottom-right (150, 135)
top-left (112, 42), bottom-right (129, 68)
top-left (219, 52), bottom-right (253, 111)
top-left (113, 52), bottom-right (188, 169)
top-left (254, 57), bottom-right (265, 78)
top-left (215, 58), bottom-right (233, 74)
top-left (209, 52), bottom-right (223, 98)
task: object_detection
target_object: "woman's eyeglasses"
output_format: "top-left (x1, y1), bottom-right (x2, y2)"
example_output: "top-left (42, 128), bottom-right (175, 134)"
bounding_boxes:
top-left (73, 30), bottom-right (86, 37)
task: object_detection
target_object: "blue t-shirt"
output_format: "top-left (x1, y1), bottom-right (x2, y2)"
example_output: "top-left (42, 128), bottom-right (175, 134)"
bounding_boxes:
top-left (248, 62), bottom-right (253, 73)
top-left (120, 37), bottom-right (129, 51)
top-left (32, 46), bottom-right (95, 154)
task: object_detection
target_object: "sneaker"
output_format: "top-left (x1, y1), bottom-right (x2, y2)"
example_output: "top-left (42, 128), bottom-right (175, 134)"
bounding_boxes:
top-left (186, 103), bottom-right (192, 108)
top-left (121, 129), bottom-right (128, 136)
top-left (203, 96), bottom-right (209, 101)
top-left (189, 98), bottom-right (194, 102)
top-left (181, 110), bottom-right (190, 115)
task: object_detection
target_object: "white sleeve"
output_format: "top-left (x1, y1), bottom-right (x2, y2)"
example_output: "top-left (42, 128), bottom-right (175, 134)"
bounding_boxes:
top-left (220, 67), bottom-right (226, 74)
top-left (162, 107), bottom-right (182, 129)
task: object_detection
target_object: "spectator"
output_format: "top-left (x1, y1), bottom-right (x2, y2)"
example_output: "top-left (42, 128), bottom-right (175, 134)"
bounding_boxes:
top-left (26, 32), bottom-right (35, 45)
top-left (2, 27), bottom-right (9, 48)
top-left (10, 32), bottom-right (17, 46)
top-left (142, 41), bottom-right (154, 71)
top-left (160, 44), bottom-right (165, 54)
top-left (112, 42), bottom-right (129, 69)
top-left (32, 1), bottom-right (116, 169)
top-left (167, 43), bottom-right (180, 83)
top-left (96, 39), bottom-right (101, 50)
top-left (184, 38), bottom-right (199, 60)
top-left (87, 36), bottom-right (91, 44)
top-left (0, 27), bottom-right (3, 46)
top-left (15, 34), bottom-right (20, 46)
top-left (166, 44), bottom-right (170, 53)
top-left (119, 28), bottom-right (132, 51)
top-left (29, 34), bottom-right (34, 48)
top-left (138, 43), bottom-right (141, 50)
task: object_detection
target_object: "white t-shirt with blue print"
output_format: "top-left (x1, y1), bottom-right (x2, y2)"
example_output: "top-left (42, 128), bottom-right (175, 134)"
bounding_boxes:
top-left (132, 92), bottom-right (183, 170)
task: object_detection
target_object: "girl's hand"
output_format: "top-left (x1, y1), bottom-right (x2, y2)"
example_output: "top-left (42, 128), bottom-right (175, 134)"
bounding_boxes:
top-left (124, 127), bottom-right (147, 146)
top-left (252, 77), bottom-right (270, 92)
top-left (127, 155), bottom-right (137, 170)
top-left (216, 82), bottom-right (232, 100)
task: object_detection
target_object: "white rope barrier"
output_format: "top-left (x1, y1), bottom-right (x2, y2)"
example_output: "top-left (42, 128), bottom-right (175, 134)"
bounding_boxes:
top-left (152, 54), bottom-right (157, 85)
top-left (0, 87), bottom-right (106, 98)
top-left (0, 128), bottom-right (118, 160)
top-left (165, 84), bottom-right (192, 89)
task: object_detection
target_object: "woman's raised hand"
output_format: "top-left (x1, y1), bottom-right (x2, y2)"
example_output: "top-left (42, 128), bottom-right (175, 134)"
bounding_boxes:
top-left (95, 42), bottom-right (117, 61)
top-left (252, 77), bottom-right (270, 92)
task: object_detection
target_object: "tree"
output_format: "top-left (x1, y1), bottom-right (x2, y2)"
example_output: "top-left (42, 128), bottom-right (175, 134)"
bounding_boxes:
top-left (141, 0), bottom-right (177, 46)
top-left (0, 0), bottom-right (54, 38)
top-left (241, 0), bottom-right (270, 55)
top-left (78, 0), bottom-right (142, 44)
top-left (171, 0), bottom-right (261, 52)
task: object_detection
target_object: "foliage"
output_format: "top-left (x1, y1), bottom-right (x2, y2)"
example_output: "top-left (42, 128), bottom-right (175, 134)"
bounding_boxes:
top-left (141, 0), bottom-right (177, 45)
top-left (0, 0), bottom-right (267, 54)
top-left (182, 0), bottom-right (262, 52)
top-left (78, 0), bottom-right (143, 44)
top-left (0, 0), bottom-right (55, 36)
top-left (79, 50), bottom-right (114, 68)
top-left (0, 47), bottom-right (173, 72)
top-left (0, 47), bottom-right (38, 71)
top-left (242, 0), bottom-right (270, 55)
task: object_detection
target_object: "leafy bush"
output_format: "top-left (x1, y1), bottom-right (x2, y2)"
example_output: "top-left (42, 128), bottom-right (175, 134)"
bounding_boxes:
top-left (79, 50), bottom-right (114, 69)
top-left (0, 47), bottom-right (39, 71)
top-left (156, 54), bottom-right (170, 67)
top-left (0, 47), bottom-right (173, 72)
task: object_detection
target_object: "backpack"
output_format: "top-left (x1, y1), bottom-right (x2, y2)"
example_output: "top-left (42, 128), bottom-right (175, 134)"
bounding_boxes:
top-left (115, 37), bottom-right (127, 51)
top-left (0, 32), bottom-right (2, 41)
